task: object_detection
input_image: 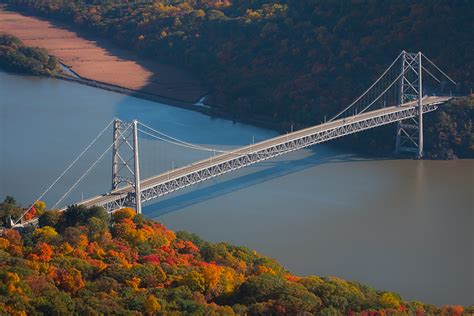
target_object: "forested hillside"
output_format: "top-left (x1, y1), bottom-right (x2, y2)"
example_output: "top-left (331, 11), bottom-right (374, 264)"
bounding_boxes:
top-left (3, 0), bottom-right (473, 158)
top-left (0, 197), bottom-right (472, 314)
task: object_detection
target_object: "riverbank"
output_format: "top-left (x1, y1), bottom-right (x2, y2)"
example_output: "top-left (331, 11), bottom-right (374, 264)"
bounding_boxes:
top-left (0, 7), bottom-right (206, 104)
top-left (0, 7), bottom-right (282, 130)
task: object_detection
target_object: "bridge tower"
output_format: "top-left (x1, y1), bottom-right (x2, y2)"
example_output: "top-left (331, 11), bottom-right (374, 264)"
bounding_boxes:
top-left (395, 51), bottom-right (424, 158)
top-left (111, 119), bottom-right (142, 214)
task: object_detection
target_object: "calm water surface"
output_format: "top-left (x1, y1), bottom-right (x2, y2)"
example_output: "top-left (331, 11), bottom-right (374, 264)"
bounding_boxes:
top-left (0, 72), bottom-right (472, 305)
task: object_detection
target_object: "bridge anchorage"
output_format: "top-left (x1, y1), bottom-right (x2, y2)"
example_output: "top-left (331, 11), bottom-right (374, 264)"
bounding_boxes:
top-left (12, 50), bottom-right (456, 226)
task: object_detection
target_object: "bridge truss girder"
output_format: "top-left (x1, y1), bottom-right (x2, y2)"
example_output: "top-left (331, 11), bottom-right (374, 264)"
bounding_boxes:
top-left (96, 103), bottom-right (440, 213)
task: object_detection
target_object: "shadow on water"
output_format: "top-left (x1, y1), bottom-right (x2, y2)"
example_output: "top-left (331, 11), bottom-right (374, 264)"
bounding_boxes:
top-left (143, 147), bottom-right (388, 218)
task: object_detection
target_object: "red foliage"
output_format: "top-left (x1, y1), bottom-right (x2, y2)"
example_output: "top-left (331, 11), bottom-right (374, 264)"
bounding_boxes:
top-left (142, 254), bottom-right (161, 265)
top-left (24, 206), bottom-right (37, 221)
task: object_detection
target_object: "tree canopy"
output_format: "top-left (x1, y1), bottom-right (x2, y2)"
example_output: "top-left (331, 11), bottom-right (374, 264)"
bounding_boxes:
top-left (0, 199), bottom-right (472, 314)
top-left (0, 33), bottom-right (60, 75)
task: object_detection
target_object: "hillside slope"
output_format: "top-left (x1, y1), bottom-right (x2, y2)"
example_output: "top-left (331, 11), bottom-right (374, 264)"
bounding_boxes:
top-left (0, 199), bottom-right (472, 315)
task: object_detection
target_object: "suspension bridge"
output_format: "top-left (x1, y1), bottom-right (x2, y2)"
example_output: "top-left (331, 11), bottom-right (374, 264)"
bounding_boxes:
top-left (12, 51), bottom-right (457, 227)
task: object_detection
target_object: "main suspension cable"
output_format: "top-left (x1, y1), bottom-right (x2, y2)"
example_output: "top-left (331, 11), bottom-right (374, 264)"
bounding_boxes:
top-left (14, 119), bottom-right (115, 225)
top-left (328, 51), bottom-right (404, 122)
top-left (421, 54), bottom-right (456, 85)
top-left (137, 128), bottom-right (229, 154)
top-left (52, 123), bottom-right (132, 209)
top-left (357, 69), bottom-right (406, 115)
top-left (137, 122), bottom-right (230, 154)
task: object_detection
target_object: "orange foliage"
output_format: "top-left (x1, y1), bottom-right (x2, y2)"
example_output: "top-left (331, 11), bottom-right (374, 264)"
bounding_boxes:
top-left (59, 242), bottom-right (74, 255)
top-left (0, 237), bottom-right (10, 250)
top-left (284, 274), bottom-right (301, 282)
top-left (441, 305), bottom-right (464, 316)
top-left (106, 249), bottom-right (132, 268)
top-left (256, 265), bottom-right (276, 275)
top-left (112, 207), bottom-right (136, 223)
top-left (36, 242), bottom-right (53, 262)
top-left (76, 234), bottom-right (89, 249)
top-left (54, 268), bottom-right (85, 293)
top-left (126, 277), bottom-right (142, 291)
top-left (86, 241), bottom-right (105, 259)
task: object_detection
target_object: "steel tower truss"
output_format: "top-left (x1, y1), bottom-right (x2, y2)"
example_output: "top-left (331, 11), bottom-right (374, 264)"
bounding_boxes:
top-left (395, 52), bottom-right (424, 157)
top-left (111, 119), bottom-right (142, 214)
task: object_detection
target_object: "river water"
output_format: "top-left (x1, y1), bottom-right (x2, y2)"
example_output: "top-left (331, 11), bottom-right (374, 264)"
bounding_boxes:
top-left (0, 72), bottom-right (472, 305)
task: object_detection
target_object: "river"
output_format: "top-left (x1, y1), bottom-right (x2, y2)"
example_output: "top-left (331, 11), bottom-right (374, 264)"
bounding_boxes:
top-left (0, 72), bottom-right (472, 306)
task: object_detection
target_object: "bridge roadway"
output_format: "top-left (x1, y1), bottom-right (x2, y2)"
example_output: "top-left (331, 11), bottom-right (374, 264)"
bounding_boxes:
top-left (65, 96), bottom-right (450, 213)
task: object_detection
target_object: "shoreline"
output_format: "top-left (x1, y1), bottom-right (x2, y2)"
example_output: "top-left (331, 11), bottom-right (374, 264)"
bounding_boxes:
top-left (55, 70), bottom-right (283, 131)
top-left (59, 74), bottom-right (283, 131)
top-left (0, 7), bottom-right (281, 132)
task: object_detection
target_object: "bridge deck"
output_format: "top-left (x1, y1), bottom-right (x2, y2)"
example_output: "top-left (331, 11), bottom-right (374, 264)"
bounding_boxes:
top-left (69, 96), bottom-right (450, 212)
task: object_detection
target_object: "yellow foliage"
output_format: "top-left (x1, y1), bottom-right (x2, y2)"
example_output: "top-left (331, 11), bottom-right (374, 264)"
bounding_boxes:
top-left (5, 272), bottom-right (21, 294)
top-left (200, 263), bottom-right (223, 293)
top-left (33, 226), bottom-right (58, 242)
top-left (145, 294), bottom-right (161, 315)
top-left (380, 292), bottom-right (402, 309)
top-left (220, 268), bottom-right (243, 294)
top-left (182, 270), bottom-right (206, 292)
top-left (34, 201), bottom-right (46, 214)
top-left (133, 229), bottom-right (150, 244)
